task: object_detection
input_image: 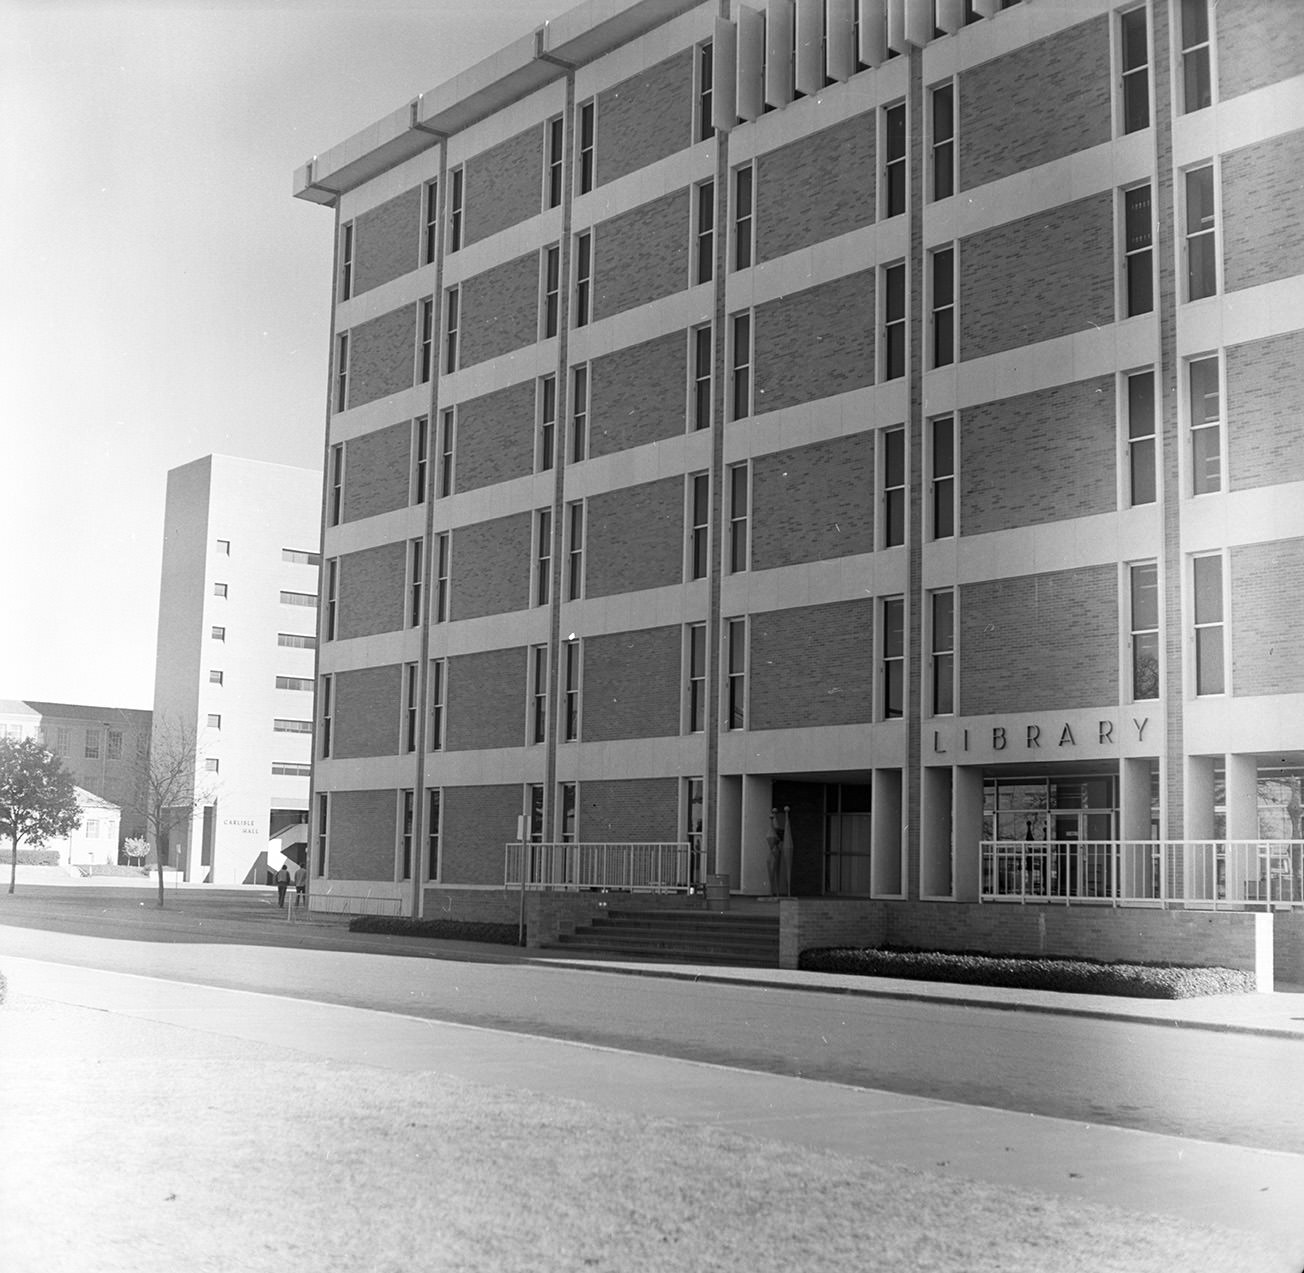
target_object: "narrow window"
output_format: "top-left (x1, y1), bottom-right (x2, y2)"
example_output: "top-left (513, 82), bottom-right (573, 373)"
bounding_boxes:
top-left (1130, 563), bottom-right (1159, 701)
top-left (426, 789), bottom-right (441, 879)
top-left (535, 510), bottom-right (552, 606)
top-left (422, 178), bottom-right (439, 265)
top-left (438, 409), bottom-right (454, 497)
top-left (329, 443), bottom-right (343, 526)
top-left (429, 658), bottom-right (445, 751)
top-left (545, 116), bottom-right (564, 209)
top-left (883, 427), bottom-right (906, 547)
top-left (530, 645), bottom-right (548, 744)
top-left (1127, 371), bottom-right (1156, 506)
top-left (324, 557), bottom-right (337, 641)
top-left (729, 463), bottom-right (749, 573)
top-left (1180, 0), bottom-right (1212, 114)
top-left (418, 296), bottom-right (434, 382)
top-left (726, 618), bottom-right (746, 731)
top-left (571, 366), bottom-right (588, 462)
top-left (400, 790), bottom-right (414, 880)
top-left (931, 248), bottom-right (954, 367)
top-left (730, 313), bottom-right (751, 420)
top-left (577, 100), bottom-right (595, 194)
top-left (448, 167), bottom-right (463, 251)
top-left (216, 539), bottom-right (230, 555)
top-left (542, 245), bottom-right (560, 339)
top-left (205, 758), bottom-right (220, 774)
top-left (280, 590), bottom-right (317, 607)
top-left (882, 263), bottom-right (905, 381)
top-left (684, 778), bottom-right (704, 868)
top-left (559, 783), bottom-right (577, 844)
top-left (1185, 165), bottom-right (1217, 301)
top-left (1123, 184), bottom-right (1153, 317)
top-left (687, 623), bottom-right (707, 732)
top-left (335, 333), bottom-right (349, 412)
top-left (340, 222), bottom-right (354, 300)
top-left (689, 473), bottom-right (710, 581)
top-left (695, 180), bottom-right (715, 285)
top-left (1193, 555), bottom-right (1224, 695)
top-left (408, 538), bottom-right (423, 627)
top-left (931, 416), bottom-right (955, 539)
top-left (281, 548), bottom-right (320, 565)
top-left (316, 792), bottom-right (329, 877)
top-left (434, 533), bottom-right (449, 622)
top-left (211, 625), bottom-right (225, 641)
top-left (733, 163), bottom-right (754, 270)
top-left (319, 674), bottom-right (332, 758)
top-left (931, 83), bottom-right (954, 202)
top-left (538, 376), bottom-right (557, 472)
top-left (693, 325), bottom-right (713, 430)
top-left (85, 729), bottom-right (100, 759)
top-left (563, 640), bottom-right (580, 741)
top-left (574, 232), bottom-right (591, 327)
top-left (1189, 355), bottom-right (1221, 494)
top-left (213, 582), bottom-right (228, 598)
top-left (882, 597), bottom-right (904, 719)
top-left (1120, 8), bottom-right (1150, 134)
top-left (207, 715), bottom-right (221, 730)
top-left (884, 103), bottom-right (906, 217)
top-left (931, 591), bottom-right (954, 715)
top-left (697, 41), bottom-right (714, 142)
top-left (210, 670), bottom-right (224, 685)
top-left (526, 785), bottom-right (545, 844)
top-left (567, 500), bottom-right (584, 601)
top-left (106, 730), bottom-right (123, 760)
top-left (412, 416), bottom-right (429, 505)
top-left (403, 662), bottom-right (419, 753)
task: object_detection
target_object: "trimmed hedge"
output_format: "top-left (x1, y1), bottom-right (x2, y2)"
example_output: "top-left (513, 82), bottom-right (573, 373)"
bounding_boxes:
top-left (798, 946), bottom-right (1256, 998)
top-left (9, 849), bottom-right (61, 866)
top-left (349, 916), bottom-right (522, 947)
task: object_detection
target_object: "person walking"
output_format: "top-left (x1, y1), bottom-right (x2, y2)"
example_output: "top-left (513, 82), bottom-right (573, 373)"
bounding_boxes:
top-left (275, 863), bottom-right (290, 908)
top-left (293, 863), bottom-right (307, 902)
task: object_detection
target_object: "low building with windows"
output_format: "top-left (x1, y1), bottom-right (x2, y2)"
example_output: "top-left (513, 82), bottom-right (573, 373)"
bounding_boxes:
top-left (293, 0), bottom-right (1303, 981)
top-left (152, 455), bottom-right (321, 884)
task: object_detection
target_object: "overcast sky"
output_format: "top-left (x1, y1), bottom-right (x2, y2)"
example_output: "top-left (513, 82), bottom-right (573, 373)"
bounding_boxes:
top-left (1, 0), bottom-right (562, 710)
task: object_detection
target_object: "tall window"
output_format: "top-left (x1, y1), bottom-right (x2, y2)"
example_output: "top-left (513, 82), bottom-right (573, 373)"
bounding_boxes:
top-left (213, 582), bottom-right (228, 598)
top-left (692, 326), bottom-right (712, 430)
top-left (563, 640), bottom-right (580, 741)
top-left (426, 789), bottom-right (441, 879)
top-left (329, 443), bottom-right (343, 526)
top-left (538, 376), bottom-right (557, 472)
top-left (931, 248), bottom-right (954, 367)
top-left (324, 557), bottom-right (337, 642)
top-left (434, 533), bottom-right (449, 623)
top-left (444, 286), bottom-right (459, 372)
top-left (530, 645), bottom-right (548, 744)
top-left (882, 597), bottom-right (904, 719)
top-left (882, 428), bottom-right (906, 548)
top-left (695, 180), bottom-right (715, 285)
top-left (930, 83), bottom-right (954, 201)
top-left (571, 366), bottom-right (588, 462)
top-left (728, 463), bottom-right (749, 573)
top-left (931, 591), bottom-right (954, 715)
top-left (696, 40), bottom-right (714, 141)
top-left (526, 784), bottom-right (545, 844)
top-left (1130, 563), bottom-right (1159, 700)
top-left (882, 263), bottom-right (905, 380)
top-left (316, 793), bottom-right (329, 877)
top-left (1193, 555), bottom-right (1224, 695)
top-left (1126, 371), bottom-right (1156, 506)
top-left (883, 103), bottom-right (906, 217)
top-left (448, 167), bottom-right (463, 251)
top-left (438, 410), bottom-right (454, 497)
top-left (211, 625), bottom-right (225, 641)
top-left (541, 245), bottom-right (560, 339)
top-left (733, 163), bottom-right (754, 270)
top-left (685, 778), bottom-right (704, 868)
top-left (726, 619), bottom-right (746, 731)
top-left (84, 729), bottom-right (100, 759)
top-left (335, 333), bottom-right (349, 412)
top-left (1180, 0), bottom-right (1212, 114)
top-left (574, 231), bottom-right (592, 327)
top-left (1123, 184), bottom-right (1153, 317)
top-left (412, 416), bottom-right (429, 505)
top-left (400, 790), bottom-right (414, 880)
top-left (930, 416), bottom-right (955, 539)
top-left (577, 100), bottom-right (595, 193)
top-left (340, 222), bottom-right (354, 300)
top-left (535, 510), bottom-right (552, 606)
top-left (1189, 355), bottom-right (1221, 494)
top-left (730, 313), bottom-right (751, 419)
top-left (418, 296), bottom-right (435, 382)
top-left (689, 473), bottom-right (710, 581)
top-left (403, 662), bottom-right (419, 753)
top-left (1185, 165), bottom-right (1217, 301)
top-left (1119, 8), bottom-right (1149, 134)
top-left (106, 730), bottom-right (122, 760)
top-left (686, 623), bottom-right (707, 733)
top-left (545, 115), bottom-right (564, 209)
top-left (423, 178), bottom-right (439, 265)
top-left (408, 538), bottom-right (423, 627)
top-left (429, 658), bottom-right (445, 751)
top-left (319, 674), bottom-right (333, 758)
top-left (559, 783), bottom-right (577, 844)
top-left (567, 501), bottom-right (584, 601)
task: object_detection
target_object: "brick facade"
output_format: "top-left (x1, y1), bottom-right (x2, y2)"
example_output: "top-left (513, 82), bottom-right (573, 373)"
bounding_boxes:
top-left (347, 304), bottom-right (416, 408)
top-left (1227, 330), bottom-right (1304, 491)
top-left (1216, 0), bottom-right (1304, 100)
top-left (454, 379), bottom-right (535, 493)
top-left (343, 420), bottom-right (411, 522)
top-left (1222, 129), bottom-right (1304, 294)
top-left (579, 776), bottom-right (679, 843)
top-left (353, 186), bottom-right (420, 295)
top-left (333, 664), bottom-right (401, 759)
top-left (465, 122), bottom-right (544, 247)
top-left (584, 476), bottom-right (683, 598)
top-left (450, 512), bottom-right (532, 620)
top-left (338, 542), bottom-right (406, 639)
top-left (1231, 537), bottom-right (1304, 697)
top-left (441, 783), bottom-right (519, 885)
top-left (459, 253), bottom-right (539, 369)
top-left (446, 646), bottom-right (528, 751)
top-left (580, 626), bottom-right (681, 742)
top-left (595, 49), bottom-right (693, 188)
top-left (589, 331), bottom-right (686, 458)
top-left (593, 188), bottom-right (689, 321)
top-left (330, 788), bottom-right (396, 881)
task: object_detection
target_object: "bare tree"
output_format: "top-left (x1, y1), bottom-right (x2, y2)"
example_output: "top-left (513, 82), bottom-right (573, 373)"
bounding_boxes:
top-left (0, 737), bottom-right (81, 895)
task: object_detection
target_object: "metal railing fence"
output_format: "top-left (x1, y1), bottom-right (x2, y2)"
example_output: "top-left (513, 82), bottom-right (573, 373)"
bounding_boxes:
top-left (503, 841), bottom-right (702, 893)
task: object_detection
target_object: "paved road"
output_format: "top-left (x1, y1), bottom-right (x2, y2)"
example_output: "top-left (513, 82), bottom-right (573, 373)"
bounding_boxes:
top-left (0, 909), bottom-right (1299, 1156)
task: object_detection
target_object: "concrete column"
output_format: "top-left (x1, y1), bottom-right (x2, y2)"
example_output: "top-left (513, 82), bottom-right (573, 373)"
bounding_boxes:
top-left (920, 765), bottom-right (953, 898)
top-left (1184, 755), bottom-right (1217, 899)
top-left (1226, 753), bottom-right (1259, 903)
top-left (1120, 757), bottom-right (1154, 898)
top-left (716, 774), bottom-right (742, 888)
top-left (871, 768), bottom-right (903, 896)
top-left (954, 765), bottom-right (983, 901)
top-left (738, 773), bottom-right (772, 894)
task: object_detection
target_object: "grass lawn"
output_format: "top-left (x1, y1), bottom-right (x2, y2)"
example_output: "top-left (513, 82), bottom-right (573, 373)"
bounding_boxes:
top-left (0, 991), bottom-right (1289, 1273)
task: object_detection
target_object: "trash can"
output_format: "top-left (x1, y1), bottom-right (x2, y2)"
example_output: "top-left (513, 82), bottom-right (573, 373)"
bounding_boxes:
top-left (705, 873), bottom-right (731, 912)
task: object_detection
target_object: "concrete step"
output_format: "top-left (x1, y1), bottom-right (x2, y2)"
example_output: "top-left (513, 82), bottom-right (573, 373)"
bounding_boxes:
top-left (546, 908), bottom-right (780, 967)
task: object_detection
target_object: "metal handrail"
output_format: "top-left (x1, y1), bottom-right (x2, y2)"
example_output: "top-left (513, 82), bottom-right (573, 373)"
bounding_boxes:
top-left (504, 841), bottom-right (702, 893)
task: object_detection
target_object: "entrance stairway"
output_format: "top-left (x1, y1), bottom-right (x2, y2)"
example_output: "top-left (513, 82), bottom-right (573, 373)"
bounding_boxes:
top-left (544, 904), bottom-right (781, 967)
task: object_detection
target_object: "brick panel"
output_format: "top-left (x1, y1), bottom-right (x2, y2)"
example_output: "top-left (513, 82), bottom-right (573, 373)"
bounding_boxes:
top-left (338, 541), bottom-right (405, 639)
top-left (753, 271), bottom-right (875, 414)
top-left (465, 123), bottom-right (544, 247)
top-left (749, 599), bottom-right (874, 731)
top-left (1231, 538), bottom-right (1304, 697)
top-left (960, 376), bottom-right (1116, 536)
top-left (330, 789), bottom-right (396, 881)
top-left (590, 331), bottom-right (686, 458)
top-left (450, 512), bottom-right (531, 620)
top-left (343, 420), bottom-right (410, 522)
top-left (593, 188), bottom-right (689, 321)
top-left (441, 783), bottom-right (519, 885)
top-left (959, 16), bottom-right (1110, 190)
top-left (960, 193), bottom-right (1113, 361)
top-left (353, 186), bottom-right (420, 295)
top-left (756, 113), bottom-right (874, 263)
top-left (584, 477), bottom-right (682, 598)
top-left (1228, 330), bottom-right (1304, 490)
top-left (596, 49), bottom-right (693, 187)
top-left (460, 254), bottom-right (538, 369)
top-left (1223, 129), bottom-right (1304, 293)
top-left (1217, 0), bottom-right (1304, 100)
top-left (751, 433), bottom-right (874, 570)
top-left (581, 626), bottom-right (681, 742)
top-left (455, 380), bottom-right (535, 493)
top-left (348, 304), bottom-right (416, 408)
top-left (959, 566), bottom-right (1117, 715)
top-left (446, 646), bottom-right (528, 751)
top-left (580, 777), bottom-right (679, 843)
top-left (334, 664), bottom-right (401, 759)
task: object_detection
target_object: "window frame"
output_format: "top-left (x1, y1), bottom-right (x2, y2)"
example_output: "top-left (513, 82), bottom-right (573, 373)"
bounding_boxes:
top-left (577, 99), bottom-right (595, 194)
top-left (730, 311), bottom-right (752, 421)
top-left (339, 221), bottom-right (354, 300)
top-left (688, 472), bottom-right (710, 582)
top-left (881, 426), bottom-right (906, 549)
top-left (696, 39), bottom-right (715, 143)
top-left (530, 644), bottom-right (549, 745)
top-left (563, 639), bottom-right (581, 742)
top-left (694, 178), bottom-right (715, 286)
top-left (930, 589), bottom-right (955, 716)
top-left (412, 415), bottom-right (429, 505)
top-left (403, 661), bottom-right (419, 753)
top-left (422, 178), bottom-right (439, 266)
top-left (1179, 0), bottom-right (1213, 115)
top-left (418, 295), bottom-right (435, 382)
top-left (444, 286), bottom-right (460, 373)
top-left (429, 658), bottom-right (445, 752)
top-left (929, 415), bottom-right (955, 539)
top-left (437, 409), bottom-right (455, 498)
top-left (570, 365), bottom-right (588, 462)
top-left (732, 162), bottom-right (754, 271)
top-left (728, 462), bottom-right (749, 573)
top-left (537, 375), bottom-right (557, 473)
top-left (324, 557), bottom-right (338, 642)
top-left (534, 509), bottom-right (552, 607)
top-left (335, 332), bottom-right (349, 412)
top-left (1128, 561), bottom-right (1160, 702)
top-left (399, 788), bottom-right (414, 881)
top-left (541, 244), bottom-right (561, 339)
top-left (574, 230), bottom-right (592, 327)
top-left (1118, 6), bottom-right (1151, 136)
top-left (566, 500), bottom-right (585, 601)
top-left (881, 596), bottom-right (905, 720)
top-left (930, 247), bottom-right (954, 368)
top-left (434, 533), bottom-right (450, 623)
top-left (1124, 369), bottom-right (1156, 507)
top-left (686, 622), bottom-right (707, 733)
top-left (316, 792), bottom-right (329, 877)
top-left (1183, 162), bottom-right (1219, 302)
top-left (725, 617), bottom-right (747, 732)
top-left (881, 261), bottom-right (906, 381)
top-left (319, 674), bottom-right (333, 758)
top-left (448, 166), bottom-right (464, 252)
top-left (1121, 182), bottom-right (1154, 318)
top-left (929, 80), bottom-right (955, 203)
top-left (544, 115), bottom-right (564, 209)
top-left (1187, 352), bottom-right (1223, 496)
top-left (1192, 553), bottom-right (1225, 696)
top-left (882, 101), bottom-right (907, 218)
top-left (407, 538), bottom-right (424, 628)
top-left (692, 324), bottom-right (713, 431)
top-left (329, 443), bottom-right (344, 526)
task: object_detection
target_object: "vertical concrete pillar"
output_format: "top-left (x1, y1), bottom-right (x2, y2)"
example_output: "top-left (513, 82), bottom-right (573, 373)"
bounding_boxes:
top-left (1120, 757), bottom-right (1154, 899)
top-left (954, 765), bottom-right (983, 901)
top-left (738, 773), bottom-right (772, 894)
top-left (1185, 755), bottom-right (1216, 899)
top-left (1226, 753), bottom-right (1259, 903)
top-left (920, 765), bottom-right (954, 898)
top-left (716, 774), bottom-right (742, 889)
top-left (871, 768), bottom-right (903, 896)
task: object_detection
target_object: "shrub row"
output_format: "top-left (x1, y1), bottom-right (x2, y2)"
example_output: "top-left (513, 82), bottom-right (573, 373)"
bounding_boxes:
top-left (8, 849), bottom-right (60, 866)
top-left (798, 946), bottom-right (1256, 998)
top-left (349, 916), bottom-right (522, 947)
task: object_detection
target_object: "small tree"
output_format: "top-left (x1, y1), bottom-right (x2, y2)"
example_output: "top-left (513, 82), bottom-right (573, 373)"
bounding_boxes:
top-left (0, 737), bottom-right (81, 895)
top-left (123, 835), bottom-right (150, 870)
